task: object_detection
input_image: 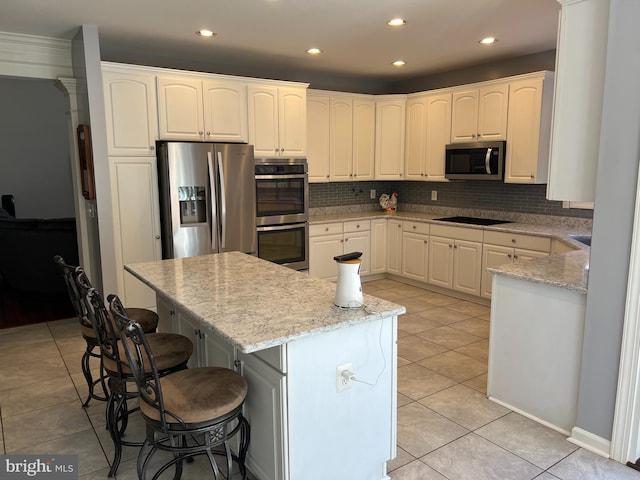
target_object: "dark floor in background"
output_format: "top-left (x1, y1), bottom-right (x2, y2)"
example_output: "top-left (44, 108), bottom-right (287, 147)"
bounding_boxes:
top-left (0, 289), bottom-right (74, 329)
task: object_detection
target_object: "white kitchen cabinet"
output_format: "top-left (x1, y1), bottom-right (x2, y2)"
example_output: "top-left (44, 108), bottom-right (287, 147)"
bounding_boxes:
top-left (387, 218), bottom-right (403, 275)
top-left (248, 85), bottom-right (307, 157)
top-left (102, 67), bottom-right (158, 156)
top-left (505, 73), bottom-right (554, 184)
top-left (306, 94), bottom-right (330, 182)
top-left (176, 312), bottom-right (202, 369)
top-left (547, 0), bottom-right (609, 202)
top-left (156, 76), bottom-right (204, 141)
top-left (157, 75), bottom-right (248, 142)
top-left (352, 97), bottom-right (376, 181)
top-left (401, 221), bottom-right (430, 283)
top-left (370, 218), bottom-right (388, 275)
top-left (109, 156), bottom-right (162, 309)
top-left (481, 231), bottom-right (551, 298)
top-left (237, 351), bottom-right (287, 480)
top-left (428, 224), bottom-right (483, 296)
top-left (450, 83), bottom-right (509, 143)
top-left (375, 96), bottom-right (407, 179)
top-left (156, 295), bottom-right (176, 334)
top-left (202, 79), bottom-right (248, 142)
top-left (329, 96), bottom-right (353, 181)
top-left (309, 221), bottom-right (371, 280)
top-left (405, 92), bottom-right (452, 181)
top-left (307, 91), bottom-right (375, 182)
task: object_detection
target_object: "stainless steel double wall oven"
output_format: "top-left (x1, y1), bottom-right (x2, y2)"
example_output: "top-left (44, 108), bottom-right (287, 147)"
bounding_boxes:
top-left (255, 158), bottom-right (309, 270)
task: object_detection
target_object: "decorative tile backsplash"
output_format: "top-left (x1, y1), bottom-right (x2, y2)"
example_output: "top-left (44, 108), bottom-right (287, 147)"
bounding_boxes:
top-left (309, 181), bottom-right (594, 219)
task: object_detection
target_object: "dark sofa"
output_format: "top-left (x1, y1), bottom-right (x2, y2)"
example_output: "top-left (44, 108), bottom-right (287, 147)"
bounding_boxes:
top-left (0, 210), bottom-right (79, 296)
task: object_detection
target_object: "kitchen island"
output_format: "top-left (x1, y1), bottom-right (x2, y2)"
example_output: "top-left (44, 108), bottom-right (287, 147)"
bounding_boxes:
top-left (125, 252), bottom-right (405, 480)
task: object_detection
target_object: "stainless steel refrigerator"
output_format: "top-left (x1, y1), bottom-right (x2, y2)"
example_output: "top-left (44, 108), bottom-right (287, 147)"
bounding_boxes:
top-left (157, 142), bottom-right (256, 259)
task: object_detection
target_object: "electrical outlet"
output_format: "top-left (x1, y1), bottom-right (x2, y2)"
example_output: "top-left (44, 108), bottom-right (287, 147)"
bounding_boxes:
top-left (336, 362), bottom-right (353, 392)
top-left (431, 190), bottom-right (438, 201)
top-left (370, 189), bottom-right (376, 200)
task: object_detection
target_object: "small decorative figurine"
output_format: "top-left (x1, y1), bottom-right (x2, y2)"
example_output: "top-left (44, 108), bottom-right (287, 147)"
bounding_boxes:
top-left (379, 192), bottom-right (398, 214)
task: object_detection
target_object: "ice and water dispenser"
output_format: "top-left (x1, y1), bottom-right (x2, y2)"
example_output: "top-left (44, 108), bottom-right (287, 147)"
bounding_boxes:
top-left (178, 186), bottom-right (206, 225)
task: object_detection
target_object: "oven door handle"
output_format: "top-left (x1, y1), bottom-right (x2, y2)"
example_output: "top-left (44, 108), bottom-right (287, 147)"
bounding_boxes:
top-left (217, 151), bottom-right (227, 250)
top-left (255, 174), bottom-right (307, 180)
top-left (207, 152), bottom-right (217, 251)
top-left (257, 223), bottom-right (307, 232)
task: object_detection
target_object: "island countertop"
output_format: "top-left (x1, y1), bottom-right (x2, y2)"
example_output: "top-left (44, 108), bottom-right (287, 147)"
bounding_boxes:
top-left (125, 252), bottom-right (406, 354)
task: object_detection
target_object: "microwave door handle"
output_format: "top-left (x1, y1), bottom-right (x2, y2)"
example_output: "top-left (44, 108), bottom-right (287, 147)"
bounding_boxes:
top-left (207, 152), bottom-right (217, 251)
top-left (485, 148), bottom-right (493, 174)
top-left (217, 151), bottom-right (227, 250)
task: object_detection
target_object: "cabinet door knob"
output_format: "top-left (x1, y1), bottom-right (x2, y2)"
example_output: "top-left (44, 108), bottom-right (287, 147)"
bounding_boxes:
top-left (514, 255), bottom-right (519, 260)
top-left (149, 145), bottom-right (155, 150)
top-left (424, 240), bottom-right (428, 244)
top-left (512, 238), bottom-right (516, 243)
top-left (449, 244), bottom-right (453, 248)
top-left (412, 225), bottom-right (416, 229)
top-left (508, 254), bottom-right (512, 258)
top-left (198, 131), bottom-right (203, 135)
top-left (454, 245), bottom-right (458, 249)
top-left (206, 131), bottom-right (211, 136)
top-left (281, 148), bottom-right (284, 152)
top-left (234, 360), bottom-right (241, 369)
top-left (155, 235), bottom-right (161, 239)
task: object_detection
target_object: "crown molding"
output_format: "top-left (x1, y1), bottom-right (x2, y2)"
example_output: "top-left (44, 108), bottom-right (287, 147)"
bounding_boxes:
top-left (0, 31), bottom-right (73, 79)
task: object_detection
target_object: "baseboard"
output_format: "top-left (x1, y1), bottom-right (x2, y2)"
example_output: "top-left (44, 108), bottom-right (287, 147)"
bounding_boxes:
top-left (487, 396), bottom-right (571, 436)
top-left (568, 426), bottom-right (611, 458)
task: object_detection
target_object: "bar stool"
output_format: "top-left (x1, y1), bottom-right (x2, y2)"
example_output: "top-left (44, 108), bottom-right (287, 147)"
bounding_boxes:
top-left (54, 255), bottom-right (160, 407)
top-left (110, 294), bottom-right (250, 480)
top-left (75, 268), bottom-right (193, 477)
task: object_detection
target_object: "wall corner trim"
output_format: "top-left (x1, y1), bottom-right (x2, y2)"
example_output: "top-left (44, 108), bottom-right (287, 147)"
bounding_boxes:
top-left (568, 426), bottom-right (611, 458)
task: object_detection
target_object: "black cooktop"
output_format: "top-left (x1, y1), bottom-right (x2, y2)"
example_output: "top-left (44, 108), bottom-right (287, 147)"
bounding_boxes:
top-left (435, 216), bottom-right (512, 226)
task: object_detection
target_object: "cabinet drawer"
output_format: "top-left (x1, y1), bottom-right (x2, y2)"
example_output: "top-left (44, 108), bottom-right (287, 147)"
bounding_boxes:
top-left (343, 220), bottom-right (371, 233)
top-left (402, 221), bottom-right (430, 235)
top-left (430, 224), bottom-right (483, 242)
top-left (310, 223), bottom-right (343, 237)
top-left (484, 230), bottom-right (551, 252)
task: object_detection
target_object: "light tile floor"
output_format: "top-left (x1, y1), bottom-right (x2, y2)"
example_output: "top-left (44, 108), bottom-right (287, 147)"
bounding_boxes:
top-left (0, 278), bottom-right (638, 479)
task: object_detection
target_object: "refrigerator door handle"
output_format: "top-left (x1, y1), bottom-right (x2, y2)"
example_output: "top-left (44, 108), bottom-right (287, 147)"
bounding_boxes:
top-left (207, 152), bottom-right (217, 251)
top-left (217, 151), bottom-right (227, 249)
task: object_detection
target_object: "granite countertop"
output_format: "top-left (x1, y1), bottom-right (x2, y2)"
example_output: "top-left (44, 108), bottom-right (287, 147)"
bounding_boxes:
top-left (310, 209), bottom-right (591, 293)
top-left (125, 252), bottom-right (406, 354)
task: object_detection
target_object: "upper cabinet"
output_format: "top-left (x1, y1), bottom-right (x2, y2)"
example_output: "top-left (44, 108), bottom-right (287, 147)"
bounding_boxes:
top-left (504, 72), bottom-right (554, 184)
top-left (157, 75), bottom-right (248, 143)
top-left (450, 83), bottom-right (509, 143)
top-left (248, 85), bottom-right (307, 158)
top-left (375, 96), bottom-right (406, 180)
top-left (405, 92), bottom-right (452, 181)
top-left (307, 91), bottom-right (375, 183)
top-left (547, 0), bottom-right (609, 202)
top-left (103, 67), bottom-right (158, 156)
top-left (306, 94), bottom-right (331, 182)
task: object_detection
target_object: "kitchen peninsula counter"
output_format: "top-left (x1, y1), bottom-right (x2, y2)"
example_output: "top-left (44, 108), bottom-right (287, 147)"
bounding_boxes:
top-left (125, 252), bottom-right (404, 480)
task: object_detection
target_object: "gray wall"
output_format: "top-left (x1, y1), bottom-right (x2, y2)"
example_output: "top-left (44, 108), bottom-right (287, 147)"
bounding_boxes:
top-left (575, 0), bottom-right (640, 441)
top-left (0, 77), bottom-right (74, 218)
top-left (389, 50), bottom-right (557, 93)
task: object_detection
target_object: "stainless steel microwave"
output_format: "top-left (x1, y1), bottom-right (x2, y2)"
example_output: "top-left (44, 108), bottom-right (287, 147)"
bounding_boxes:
top-left (445, 141), bottom-right (506, 180)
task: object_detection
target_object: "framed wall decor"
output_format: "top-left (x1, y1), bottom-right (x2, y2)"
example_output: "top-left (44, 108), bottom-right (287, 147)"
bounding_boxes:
top-left (77, 124), bottom-right (96, 200)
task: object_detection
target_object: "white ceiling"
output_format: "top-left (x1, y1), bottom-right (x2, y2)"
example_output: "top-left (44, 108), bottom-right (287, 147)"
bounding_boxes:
top-left (0, 0), bottom-right (560, 82)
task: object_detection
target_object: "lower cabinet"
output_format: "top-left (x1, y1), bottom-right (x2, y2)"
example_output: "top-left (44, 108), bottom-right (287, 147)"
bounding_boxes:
top-left (401, 221), bottom-right (430, 282)
top-left (481, 231), bottom-right (551, 298)
top-left (309, 221), bottom-right (371, 280)
top-left (428, 225), bottom-right (483, 297)
top-left (237, 351), bottom-right (287, 480)
top-left (386, 219), bottom-right (403, 275)
top-left (370, 218), bottom-right (388, 274)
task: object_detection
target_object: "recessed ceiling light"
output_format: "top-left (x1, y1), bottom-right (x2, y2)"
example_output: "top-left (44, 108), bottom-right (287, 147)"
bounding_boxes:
top-left (306, 48), bottom-right (323, 55)
top-left (387, 18), bottom-right (407, 27)
top-left (196, 29), bottom-right (216, 37)
top-left (392, 60), bottom-right (406, 67)
top-left (479, 37), bottom-right (498, 45)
